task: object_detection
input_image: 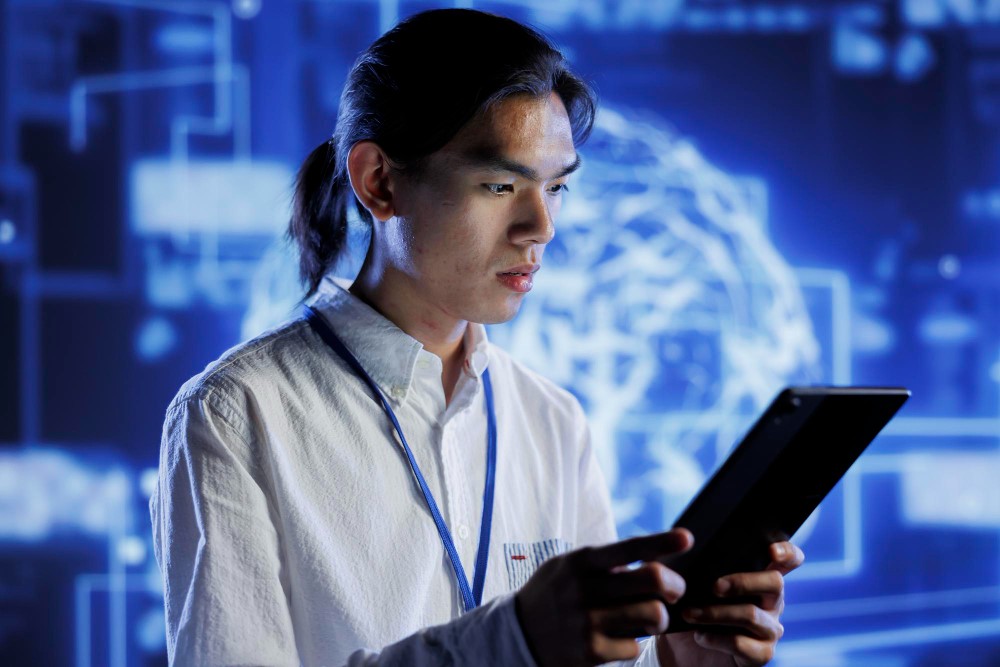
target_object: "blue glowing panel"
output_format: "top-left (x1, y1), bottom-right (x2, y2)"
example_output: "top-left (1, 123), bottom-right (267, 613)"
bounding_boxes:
top-left (834, 24), bottom-right (890, 75)
top-left (898, 453), bottom-right (1000, 527)
top-left (131, 159), bottom-right (293, 236)
top-left (0, 448), bottom-right (133, 541)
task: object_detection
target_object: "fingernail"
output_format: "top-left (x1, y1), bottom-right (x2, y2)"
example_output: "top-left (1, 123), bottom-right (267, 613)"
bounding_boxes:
top-left (715, 579), bottom-right (731, 595)
top-left (775, 543), bottom-right (788, 557)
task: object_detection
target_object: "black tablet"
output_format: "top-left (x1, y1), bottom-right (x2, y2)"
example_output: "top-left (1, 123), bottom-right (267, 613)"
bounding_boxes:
top-left (660, 386), bottom-right (910, 634)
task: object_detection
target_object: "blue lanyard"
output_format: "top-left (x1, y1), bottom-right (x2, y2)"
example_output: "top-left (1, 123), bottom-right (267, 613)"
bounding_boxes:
top-left (303, 305), bottom-right (497, 613)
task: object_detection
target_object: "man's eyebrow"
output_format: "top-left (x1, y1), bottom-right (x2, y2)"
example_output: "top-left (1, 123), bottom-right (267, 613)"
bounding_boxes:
top-left (458, 149), bottom-right (582, 182)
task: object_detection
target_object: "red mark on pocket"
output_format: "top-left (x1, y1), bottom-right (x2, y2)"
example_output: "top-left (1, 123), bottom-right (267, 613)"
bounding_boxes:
top-left (511, 554), bottom-right (526, 561)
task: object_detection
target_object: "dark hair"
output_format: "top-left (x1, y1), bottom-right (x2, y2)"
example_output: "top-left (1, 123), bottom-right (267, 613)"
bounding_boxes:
top-left (286, 8), bottom-right (597, 297)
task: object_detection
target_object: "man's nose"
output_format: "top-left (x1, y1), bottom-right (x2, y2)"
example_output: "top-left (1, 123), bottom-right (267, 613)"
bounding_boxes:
top-left (510, 190), bottom-right (556, 246)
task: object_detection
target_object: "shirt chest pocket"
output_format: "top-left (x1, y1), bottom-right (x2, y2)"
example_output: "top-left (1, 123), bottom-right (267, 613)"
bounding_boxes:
top-left (502, 539), bottom-right (573, 590)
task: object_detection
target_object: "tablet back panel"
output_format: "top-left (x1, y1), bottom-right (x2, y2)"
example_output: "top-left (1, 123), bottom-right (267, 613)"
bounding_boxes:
top-left (661, 386), bottom-right (910, 633)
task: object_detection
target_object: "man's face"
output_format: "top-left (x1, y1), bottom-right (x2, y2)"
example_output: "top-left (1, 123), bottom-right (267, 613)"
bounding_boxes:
top-left (385, 91), bottom-right (579, 325)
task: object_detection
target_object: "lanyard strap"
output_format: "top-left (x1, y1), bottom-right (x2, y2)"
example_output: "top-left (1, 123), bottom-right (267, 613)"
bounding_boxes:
top-left (303, 305), bottom-right (497, 612)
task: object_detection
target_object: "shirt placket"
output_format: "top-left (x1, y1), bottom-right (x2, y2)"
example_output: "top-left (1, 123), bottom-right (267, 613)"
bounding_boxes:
top-left (440, 412), bottom-right (476, 576)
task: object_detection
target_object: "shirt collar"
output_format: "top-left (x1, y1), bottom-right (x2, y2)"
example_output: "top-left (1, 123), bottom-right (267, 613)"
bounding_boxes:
top-left (307, 275), bottom-right (491, 403)
top-left (461, 317), bottom-right (490, 379)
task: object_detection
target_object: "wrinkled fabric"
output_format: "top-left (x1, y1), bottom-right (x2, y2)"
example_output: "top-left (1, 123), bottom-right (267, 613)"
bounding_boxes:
top-left (150, 275), bottom-right (661, 666)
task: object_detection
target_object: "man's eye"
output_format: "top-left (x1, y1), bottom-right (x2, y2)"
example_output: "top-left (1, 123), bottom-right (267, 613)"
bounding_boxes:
top-left (548, 183), bottom-right (569, 195)
top-left (484, 183), bottom-right (514, 196)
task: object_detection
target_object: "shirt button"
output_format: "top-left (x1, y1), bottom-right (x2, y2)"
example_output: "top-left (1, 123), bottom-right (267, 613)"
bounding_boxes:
top-left (390, 386), bottom-right (405, 399)
top-left (457, 524), bottom-right (470, 540)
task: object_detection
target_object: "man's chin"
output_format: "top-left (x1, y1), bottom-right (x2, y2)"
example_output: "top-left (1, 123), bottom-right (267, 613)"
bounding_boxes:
top-left (473, 297), bottom-right (525, 326)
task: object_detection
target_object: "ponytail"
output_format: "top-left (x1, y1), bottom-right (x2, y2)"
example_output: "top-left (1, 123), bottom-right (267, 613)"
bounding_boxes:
top-left (286, 140), bottom-right (353, 298)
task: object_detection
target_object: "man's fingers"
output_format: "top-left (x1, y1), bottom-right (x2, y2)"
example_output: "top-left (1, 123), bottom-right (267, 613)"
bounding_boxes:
top-left (682, 603), bottom-right (784, 641)
top-left (582, 528), bottom-right (694, 570)
top-left (589, 599), bottom-right (671, 637)
top-left (584, 635), bottom-right (642, 664)
top-left (692, 630), bottom-right (776, 667)
top-left (715, 570), bottom-right (784, 611)
top-left (716, 570), bottom-right (783, 598)
top-left (584, 561), bottom-right (686, 606)
top-left (766, 541), bottom-right (805, 575)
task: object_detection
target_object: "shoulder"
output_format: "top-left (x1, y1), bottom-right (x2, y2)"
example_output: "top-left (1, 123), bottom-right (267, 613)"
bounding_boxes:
top-left (166, 315), bottom-right (319, 423)
top-left (156, 317), bottom-right (324, 504)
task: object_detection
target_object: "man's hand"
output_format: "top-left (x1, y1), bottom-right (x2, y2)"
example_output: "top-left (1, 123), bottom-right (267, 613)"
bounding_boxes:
top-left (515, 529), bottom-right (694, 667)
top-left (657, 541), bottom-right (806, 667)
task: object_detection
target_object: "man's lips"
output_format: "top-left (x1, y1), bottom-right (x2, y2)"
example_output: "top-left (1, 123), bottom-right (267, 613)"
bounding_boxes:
top-left (496, 265), bottom-right (538, 293)
top-left (497, 264), bottom-right (540, 276)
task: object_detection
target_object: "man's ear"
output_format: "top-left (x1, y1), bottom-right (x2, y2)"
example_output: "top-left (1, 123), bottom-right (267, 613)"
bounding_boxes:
top-left (346, 141), bottom-right (397, 222)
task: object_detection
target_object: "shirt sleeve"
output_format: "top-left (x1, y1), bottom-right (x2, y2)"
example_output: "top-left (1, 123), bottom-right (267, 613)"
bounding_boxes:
top-left (343, 593), bottom-right (536, 666)
top-left (570, 396), bottom-right (663, 667)
top-left (150, 390), bottom-right (300, 667)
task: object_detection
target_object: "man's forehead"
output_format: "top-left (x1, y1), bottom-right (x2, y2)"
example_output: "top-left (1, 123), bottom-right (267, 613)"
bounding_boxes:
top-left (451, 142), bottom-right (580, 181)
top-left (465, 92), bottom-right (572, 143)
top-left (437, 94), bottom-right (578, 177)
top-left (458, 138), bottom-right (576, 164)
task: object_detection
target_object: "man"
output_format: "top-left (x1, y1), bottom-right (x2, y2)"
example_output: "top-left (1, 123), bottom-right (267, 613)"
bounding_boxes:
top-left (151, 8), bottom-right (804, 666)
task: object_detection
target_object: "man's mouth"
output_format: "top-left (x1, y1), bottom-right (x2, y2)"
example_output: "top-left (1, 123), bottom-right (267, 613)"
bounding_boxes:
top-left (496, 267), bottom-right (537, 294)
top-left (497, 264), bottom-right (540, 276)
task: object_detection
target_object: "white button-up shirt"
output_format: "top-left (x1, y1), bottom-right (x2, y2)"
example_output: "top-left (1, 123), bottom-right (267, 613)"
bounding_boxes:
top-left (150, 275), bottom-right (661, 666)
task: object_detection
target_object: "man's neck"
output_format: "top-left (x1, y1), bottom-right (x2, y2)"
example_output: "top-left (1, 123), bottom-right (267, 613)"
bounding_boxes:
top-left (349, 259), bottom-right (468, 405)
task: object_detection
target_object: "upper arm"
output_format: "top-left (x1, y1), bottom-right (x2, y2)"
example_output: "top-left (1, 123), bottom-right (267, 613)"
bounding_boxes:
top-left (151, 391), bottom-right (299, 666)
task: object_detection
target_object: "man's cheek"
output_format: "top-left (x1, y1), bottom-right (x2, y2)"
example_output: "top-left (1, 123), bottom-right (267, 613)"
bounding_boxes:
top-left (446, 216), bottom-right (491, 258)
top-left (453, 255), bottom-right (485, 281)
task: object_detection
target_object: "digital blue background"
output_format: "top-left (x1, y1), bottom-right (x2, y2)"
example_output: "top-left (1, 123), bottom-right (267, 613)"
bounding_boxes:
top-left (2, 1), bottom-right (999, 665)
